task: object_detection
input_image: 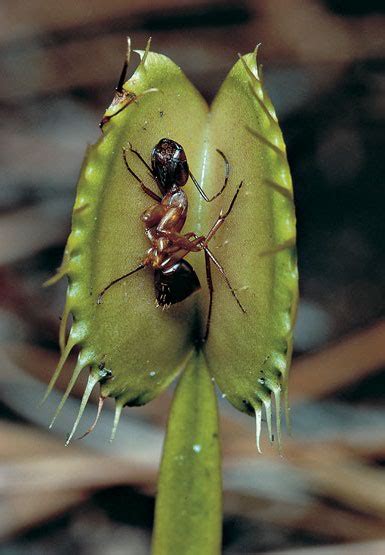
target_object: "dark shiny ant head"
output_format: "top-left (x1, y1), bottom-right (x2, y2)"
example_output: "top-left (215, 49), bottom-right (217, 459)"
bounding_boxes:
top-left (151, 138), bottom-right (189, 193)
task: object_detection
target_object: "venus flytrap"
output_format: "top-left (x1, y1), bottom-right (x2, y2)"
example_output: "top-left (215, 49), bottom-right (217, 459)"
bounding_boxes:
top-left (45, 39), bottom-right (298, 553)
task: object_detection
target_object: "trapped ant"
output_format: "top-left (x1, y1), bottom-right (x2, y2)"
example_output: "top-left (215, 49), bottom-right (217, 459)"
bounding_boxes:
top-left (97, 138), bottom-right (246, 341)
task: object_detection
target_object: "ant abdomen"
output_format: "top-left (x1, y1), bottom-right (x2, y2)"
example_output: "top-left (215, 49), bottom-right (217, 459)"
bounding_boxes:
top-left (154, 260), bottom-right (201, 307)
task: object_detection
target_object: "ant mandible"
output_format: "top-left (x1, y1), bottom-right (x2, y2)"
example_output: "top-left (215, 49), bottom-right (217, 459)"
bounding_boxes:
top-left (97, 138), bottom-right (246, 341)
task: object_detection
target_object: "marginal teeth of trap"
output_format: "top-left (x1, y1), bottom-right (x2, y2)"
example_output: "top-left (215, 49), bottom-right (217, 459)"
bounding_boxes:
top-left (40, 338), bottom-right (77, 406)
top-left (77, 396), bottom-right (105, 441)
top-left (110, 403), bottom-right (123, 442)
top-left (283, 382), bottom-right (291, 436)
top-left (273, 387), bottom-right (282, 455)
top-left (254, 404), bottom-right (262, 454)
top-left (253, 381), bottom-right (283, 453)
top-left (49, 358), bottom-right (86, 429)
top-left (262, 396), bottom-right (273, 444)
top-left (65, 374), bottom-right (99, 446)
top-left (42, 265), bottom-right (68, 287)
top-left (59, 302), bottom-right (71, 353)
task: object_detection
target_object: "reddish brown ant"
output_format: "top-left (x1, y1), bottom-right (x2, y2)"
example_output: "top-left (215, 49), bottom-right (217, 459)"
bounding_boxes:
top-left (97, 138), bottom-right (246, 341)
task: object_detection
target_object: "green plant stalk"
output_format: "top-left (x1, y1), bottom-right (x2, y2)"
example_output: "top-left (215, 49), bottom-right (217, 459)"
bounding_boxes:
top-left (152, 351), bottom-right (221, 555)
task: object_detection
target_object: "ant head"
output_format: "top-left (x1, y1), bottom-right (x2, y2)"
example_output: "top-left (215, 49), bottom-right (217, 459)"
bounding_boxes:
top-left (151, 138), bottom-right (189, 192)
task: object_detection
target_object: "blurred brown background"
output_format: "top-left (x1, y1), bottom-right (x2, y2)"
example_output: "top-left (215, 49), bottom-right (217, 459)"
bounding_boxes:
top-left (1, 1), bottom-right (385, 553)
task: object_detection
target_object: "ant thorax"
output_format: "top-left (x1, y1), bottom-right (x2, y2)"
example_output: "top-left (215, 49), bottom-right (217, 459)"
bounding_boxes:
top-left (163, 187), bottom-right (188, 211)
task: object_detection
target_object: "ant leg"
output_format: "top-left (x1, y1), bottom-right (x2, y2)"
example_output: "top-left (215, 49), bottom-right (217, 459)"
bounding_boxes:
top-left (163, 228), bottom-right (244, 326)
top-left (159, 229), bottom-right (205, 252)
top-left (204, 246), bottom-right (246, 314)
top-left (97, 264), bottom-right (145, 304)
top-left (76, 396), bottom-right (105, 440)
top-left (203, 181), bottom-right (243, 245)
top-left (189, 148), bottom-right (230, 202)
top-left (128, 142), bottom-right (154, 175)
top-left (203, 250), bottom-right (214, 341)
top-left (180, 181), bottom-right (245, 315)
top-left (165, 233), bottom-right (245, 318)
top-left (127, 142), bottom-right (161, 190)
top-left (122, 148), bottom-right (161, 202)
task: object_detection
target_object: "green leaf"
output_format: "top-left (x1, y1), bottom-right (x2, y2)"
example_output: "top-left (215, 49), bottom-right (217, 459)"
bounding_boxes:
top-left (199, 49), bottom-right (298, 448)
top-left (152, 351), bottom-right (221, 555)
top-left (43, 42), bottom-right (210, 436)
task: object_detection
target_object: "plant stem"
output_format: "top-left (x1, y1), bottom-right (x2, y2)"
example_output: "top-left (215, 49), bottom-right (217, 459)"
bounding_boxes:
top-left (152, 350), bottom-right (222, 555)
